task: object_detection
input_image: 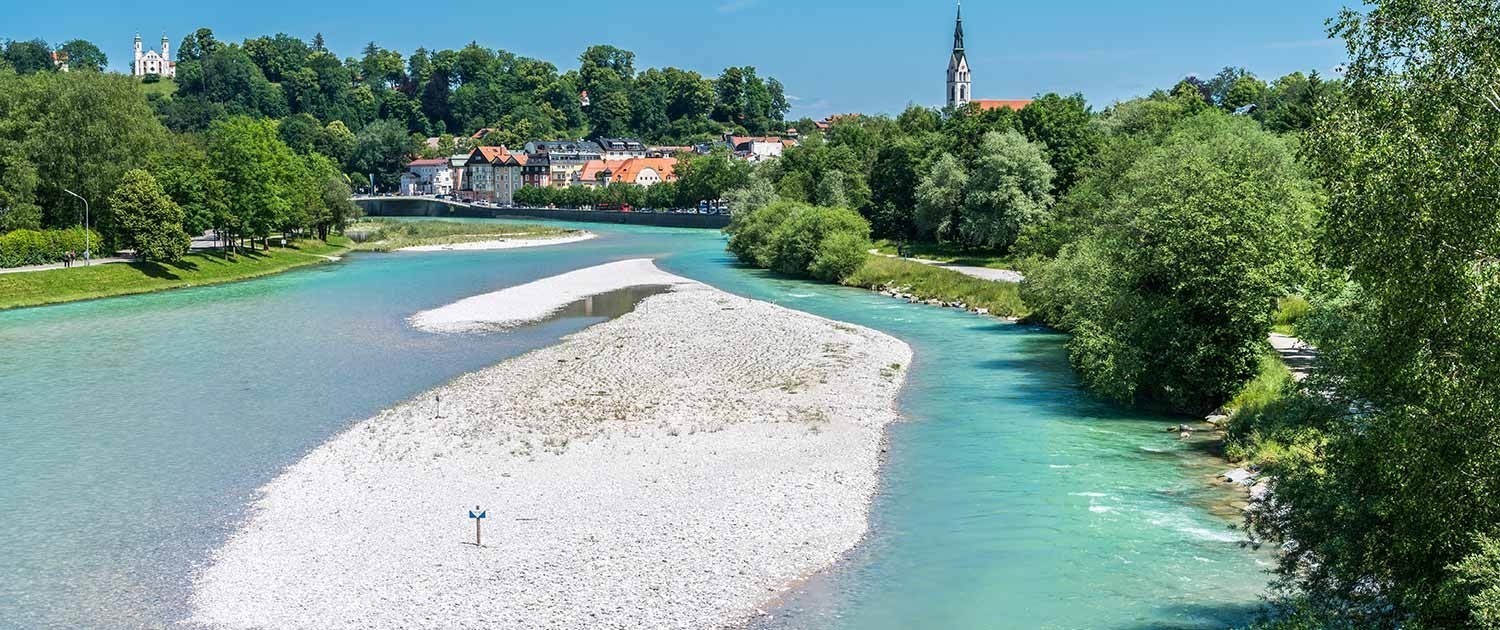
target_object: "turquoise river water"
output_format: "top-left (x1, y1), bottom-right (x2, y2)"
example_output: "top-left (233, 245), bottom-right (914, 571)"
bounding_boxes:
top-left (0, 221), bottom-right (1269, 629)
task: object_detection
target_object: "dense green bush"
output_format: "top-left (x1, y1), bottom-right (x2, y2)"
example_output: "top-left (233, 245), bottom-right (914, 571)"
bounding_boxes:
top-left (724, 200), bottom-right (871, 282)
top-left (1022, 110), bottom-right (1315, 414)
top-left (0, 227), bottom-right (107, 267)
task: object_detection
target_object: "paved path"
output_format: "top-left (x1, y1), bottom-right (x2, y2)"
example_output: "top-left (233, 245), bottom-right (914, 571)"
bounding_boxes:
top-left (1269, 332), bottom-right (1317, 381)
top-left (0, 257), bottom-right (133, 275)
top-left (868, 250), bottom-right (1026, 283)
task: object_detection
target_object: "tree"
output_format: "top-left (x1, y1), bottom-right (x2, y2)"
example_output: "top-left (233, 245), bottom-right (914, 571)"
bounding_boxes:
top-left (0, 70), bottom-right (171, 243)
top-left (2, 39), bottom-right (53, 74)
top-left (244, 33), bottom-right (310, 83)
top-left (155, 136), bottom-right (226, 236)
top-left (1256, 71), bottom-right (1339, 133)
top-left (1023, 111), bottom-right (1314, 413)
top-left (206, 116), bottom-right (295, 249)
top-left (867, 137), bottom-right (928, 240)
top-left (350, 119), bottom-right (417, 191)
top-left (108, 169), bottom-right (189, 261)
top-left (278, 113), bottom-right (325, 154)
top-left (319, 120), bottom-right (356, 165)
top-left (1248, 2), bottom-right (1500, 626)
top-left (1223, 75), bottom-right (1269, 111)
top-left (674, 147), bottom-right (749, 206)
top-left (56, 40), bottom-right (107, 72)
top-left (914, 152), bottom-right (967, 241)
top-left (176, 28), bottom-right (221, 64)
top-left (959, 129), bottom-right (1054, 250)
top-left (723, 171), bottom-right (777, 216)
top-left (1019, 93), bottom-right (1101, 194)
top-left (724, 200), bottom-right (871, 282)
top-left (1204, 66), bottom-right (1251, 107)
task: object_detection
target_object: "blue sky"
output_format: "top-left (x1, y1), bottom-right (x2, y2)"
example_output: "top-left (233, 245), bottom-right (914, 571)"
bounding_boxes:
top-left (4, 0), bottom-right (1352, 118)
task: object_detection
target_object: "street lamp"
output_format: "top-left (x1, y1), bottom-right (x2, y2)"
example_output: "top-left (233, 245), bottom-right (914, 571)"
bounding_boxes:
top-left (62, 188), bottom-right (90, 265)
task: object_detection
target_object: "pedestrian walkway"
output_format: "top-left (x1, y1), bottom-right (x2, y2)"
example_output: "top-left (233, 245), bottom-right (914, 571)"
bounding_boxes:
top-left (0, 256), bottom-right (133, 275)
top-left (867, 249), bottom-right (1026, 283)
top-left (1269, 332), bottom-right (1317, 381)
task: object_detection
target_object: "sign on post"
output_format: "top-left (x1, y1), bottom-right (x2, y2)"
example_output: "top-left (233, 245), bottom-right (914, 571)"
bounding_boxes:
top-left (468, 506), bottom-right (486, 546)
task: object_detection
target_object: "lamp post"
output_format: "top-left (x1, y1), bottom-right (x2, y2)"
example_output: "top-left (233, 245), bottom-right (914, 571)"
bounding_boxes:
top-left (62, 188), bottom-right (90, 265)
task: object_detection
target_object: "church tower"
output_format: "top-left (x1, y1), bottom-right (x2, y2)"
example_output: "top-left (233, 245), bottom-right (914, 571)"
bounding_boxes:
top-left (946, 2), bottom-right (971, 108)
top-left (133, 33), bottom-right (143, 68)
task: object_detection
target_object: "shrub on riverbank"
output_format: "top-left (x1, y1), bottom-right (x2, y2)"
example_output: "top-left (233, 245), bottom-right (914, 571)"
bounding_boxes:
top-left (0, 227), bottom-right (108, 268)
top-left (725, 200), bottom-right (872, 282)
top-left (842, 256), bottom-right (1027, 318)
top-left (1022, 111), bottom-right (1316, 414)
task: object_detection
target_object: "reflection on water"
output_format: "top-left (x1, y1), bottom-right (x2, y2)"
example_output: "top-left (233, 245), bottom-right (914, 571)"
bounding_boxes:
top-left (548, 285), bottom-right (672, 321)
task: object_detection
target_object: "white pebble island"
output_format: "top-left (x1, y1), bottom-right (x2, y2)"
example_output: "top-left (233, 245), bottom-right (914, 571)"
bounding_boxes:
top-left (189, 259), bottom-right (912, 629)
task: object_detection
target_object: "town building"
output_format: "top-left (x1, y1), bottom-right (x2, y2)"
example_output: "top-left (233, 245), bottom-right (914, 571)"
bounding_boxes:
top-left (448, 154), bottom-right (470, 192)
top-left (400, 158), bottom-right (453, 196)
top-left (596, 138), bottom-right (648, 160)
top-left (726, 135), bottom-right (797, 161)
top-left (945, 4), bottom-right (1030, 112)
top-left (576, 157), bottom-right (679, 188)
top-left (523, 141), bottom-right (603, 187)
top-left (461, 146), bottom-right (525, 204)
top-left (132, 33), bottom-right (175, 78)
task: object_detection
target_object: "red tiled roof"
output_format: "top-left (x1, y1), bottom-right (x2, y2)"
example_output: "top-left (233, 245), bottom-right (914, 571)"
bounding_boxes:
top-left (610, 157), bottom-right (677, 184)
top-left (407, 158), bottom-right (448, 167)
top-left (468, 146), bottom-right (509, 164)
top-left (973, 99), bottom-right (1034, 112)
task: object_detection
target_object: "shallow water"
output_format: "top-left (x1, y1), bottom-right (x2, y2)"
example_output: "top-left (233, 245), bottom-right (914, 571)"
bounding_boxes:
top-left (0, 220), bottom-right (1266, 629)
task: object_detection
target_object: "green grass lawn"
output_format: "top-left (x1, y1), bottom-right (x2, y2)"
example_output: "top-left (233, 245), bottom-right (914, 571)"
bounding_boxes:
top-left (346, 219), bottom-right (575, 252)
top-left (137, 77), bottom-right (177, 97)
top-left (871, 239), bottom-right (1018, 269)
top-left (0, 237), bottom-right (350, 310)
top-left (842, 255), bottom-right (1028, 318)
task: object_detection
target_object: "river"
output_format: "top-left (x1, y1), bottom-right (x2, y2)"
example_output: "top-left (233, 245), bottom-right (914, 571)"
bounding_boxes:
top-left (0, 220), bottom-right (1267, 629)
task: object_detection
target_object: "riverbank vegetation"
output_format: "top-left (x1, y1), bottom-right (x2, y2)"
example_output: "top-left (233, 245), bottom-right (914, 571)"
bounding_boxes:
top-left (720, 2), bottom-right (1500, 625)
top-left (345, 218), bottom-right (573, 252)
top-left (0, 69), bottom-right (360, 269)
top-left (0, 237), bottom-right (349, 310)
top-left (842, 256), bottom-right (1026, 318)
top-left (1237, 3), bottom-right (1500, 626)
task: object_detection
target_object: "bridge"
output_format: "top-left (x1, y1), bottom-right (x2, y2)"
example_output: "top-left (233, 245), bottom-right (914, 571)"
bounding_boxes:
top-left (352, 196), bottom-right (730, 230)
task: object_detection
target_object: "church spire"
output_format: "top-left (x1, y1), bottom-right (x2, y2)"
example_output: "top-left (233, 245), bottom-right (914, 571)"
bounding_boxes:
top-left (953, 1), bottom-right (965, 53)
top-left (946, 0), bottom-right (971, 108)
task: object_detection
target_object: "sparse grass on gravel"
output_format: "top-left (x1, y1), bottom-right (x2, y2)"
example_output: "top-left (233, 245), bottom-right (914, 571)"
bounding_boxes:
top-left (842, 255), bottom-right (1028, 318)
top-left (346, 219), bottom-right (574, 252)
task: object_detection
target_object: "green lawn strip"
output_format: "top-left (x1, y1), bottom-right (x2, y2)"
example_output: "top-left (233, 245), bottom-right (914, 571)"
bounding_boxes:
top-left (842, 255), bottom-right (1028, 318)
top-left (870, 238), bottom-right (1017, 270)
top-left (0, 237), bottom-right (351, 310)
top-left (347, 219), bottom-right (576, 252)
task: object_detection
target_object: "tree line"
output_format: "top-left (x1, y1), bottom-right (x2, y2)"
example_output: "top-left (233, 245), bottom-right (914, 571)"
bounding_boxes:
top-left (0, 29), bottom-right (795, 261)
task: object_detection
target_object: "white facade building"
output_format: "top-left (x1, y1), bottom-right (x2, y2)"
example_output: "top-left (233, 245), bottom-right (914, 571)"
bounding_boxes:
top-left (401, 158), bottom-right (454, 195)
top-left (133, 34), bottom-right (176, 78)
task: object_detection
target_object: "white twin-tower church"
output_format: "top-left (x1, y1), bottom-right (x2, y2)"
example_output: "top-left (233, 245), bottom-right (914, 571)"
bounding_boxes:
top-left (132, 33), bottom-right (176, 78)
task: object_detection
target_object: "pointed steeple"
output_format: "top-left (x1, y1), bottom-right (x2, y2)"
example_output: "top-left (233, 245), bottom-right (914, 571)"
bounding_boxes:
top-left (953, 1), bottom-right (965, 53)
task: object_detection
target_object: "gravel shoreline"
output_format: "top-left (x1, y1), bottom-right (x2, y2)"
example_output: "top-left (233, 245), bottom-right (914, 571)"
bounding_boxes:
top-left (410, 258), bottom-right (694, 332)
top-left (190, 261), bottom-right (912, 629)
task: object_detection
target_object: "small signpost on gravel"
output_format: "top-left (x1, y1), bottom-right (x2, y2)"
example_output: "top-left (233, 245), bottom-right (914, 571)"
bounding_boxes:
top-left (468, 506), bottom-right (486, 546)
